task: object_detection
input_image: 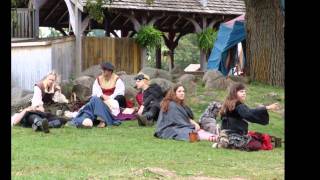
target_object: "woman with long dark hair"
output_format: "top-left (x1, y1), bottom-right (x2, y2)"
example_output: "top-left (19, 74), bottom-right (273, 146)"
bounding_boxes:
top-left (216, 82), bottom-right (279, 150)
top-left (154, 84), bottom-right (217, 141)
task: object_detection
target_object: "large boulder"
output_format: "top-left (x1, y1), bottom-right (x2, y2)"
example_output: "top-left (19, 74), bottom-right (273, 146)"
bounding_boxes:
top-left (11, 87), bottom-right (33, 114)
top-left (139, 67), bottom-right (172, 81)
top-left (115, 71), bottom-right (127, 76)
top-left (79, 65), bottom-right (102, 78)
top-left (119, 74), bottom-right (137, 88)
top-left (71, 84), bottom-right (91, 102)
top-left (73, 76), bottom-right (95, 90)
top-left (11, 87), bottom-right (33, 105)
top-left (60, 80), bottom-right (74, 99)
top-left (71, 76), bottom-right (95, 102)
top-left (177, 74), bottom-right (197, 95)
top-left (150, 78), bottom-right (175, 95)
top-left (205, 77), bottom-right (235, 90)
top-left (202, 70), bottom-right (224, 84)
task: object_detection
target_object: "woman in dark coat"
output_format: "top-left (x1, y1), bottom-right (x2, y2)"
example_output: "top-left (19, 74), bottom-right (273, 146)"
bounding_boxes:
top-left (216, 82), bottom-right (279, 150)
top-left (154, 84), bottom-right (217, 141)
top-left (134, 73), bottom-right (164, 126)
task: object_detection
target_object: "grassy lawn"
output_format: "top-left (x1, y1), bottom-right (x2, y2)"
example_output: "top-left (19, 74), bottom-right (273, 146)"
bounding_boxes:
top-left (12, 81), bottom-right (284, 179)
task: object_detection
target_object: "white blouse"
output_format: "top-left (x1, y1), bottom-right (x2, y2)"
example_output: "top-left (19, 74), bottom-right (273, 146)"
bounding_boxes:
top-left (91, 78), bottom-right (125, 99)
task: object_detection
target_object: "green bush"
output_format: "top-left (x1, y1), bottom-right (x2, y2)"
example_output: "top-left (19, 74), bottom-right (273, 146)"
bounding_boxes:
top-left (197, 28), bottom-right (218, 51)
top-left (135, 25), bottom-right (163, 49)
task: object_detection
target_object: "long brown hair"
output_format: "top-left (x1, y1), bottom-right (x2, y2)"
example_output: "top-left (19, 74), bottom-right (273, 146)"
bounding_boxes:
top-left (220, 82), bottom-right (246, 116)
top-left (160, 83), bottom-right (185, 112)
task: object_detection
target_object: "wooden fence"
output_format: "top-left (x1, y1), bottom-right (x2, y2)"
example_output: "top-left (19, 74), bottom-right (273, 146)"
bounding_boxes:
top-left (82, 37), bottom-right (141, 74)
top-left (11, 8), bottom-right (35, 38)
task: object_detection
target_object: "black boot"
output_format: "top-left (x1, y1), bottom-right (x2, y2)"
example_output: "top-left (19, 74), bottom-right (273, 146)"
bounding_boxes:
top-left (32, 117), bottom-right (50, 133)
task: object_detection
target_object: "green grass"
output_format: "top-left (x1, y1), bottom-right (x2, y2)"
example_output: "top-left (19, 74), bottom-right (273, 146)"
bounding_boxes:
top-left (12, 82), bottom-right (284, 179)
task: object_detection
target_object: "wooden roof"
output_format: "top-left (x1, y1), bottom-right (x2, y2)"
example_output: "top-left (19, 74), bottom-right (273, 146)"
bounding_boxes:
top-left (38, 0), bottom-right (245, 34)
top-left (78, 0), bottom-right (245, 15)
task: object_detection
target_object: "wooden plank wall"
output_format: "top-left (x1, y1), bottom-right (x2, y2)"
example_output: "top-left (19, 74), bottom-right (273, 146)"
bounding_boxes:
top-left (11, 37), bottom-right (75, 90)
top-left (82, 37), bottom-right (141, 74)
top-left (11, 45), bottom-right (52, 90)
top-left (11, 8), bottom-right (35, 38)
top-left (51, 37), bottom-right (76, 81)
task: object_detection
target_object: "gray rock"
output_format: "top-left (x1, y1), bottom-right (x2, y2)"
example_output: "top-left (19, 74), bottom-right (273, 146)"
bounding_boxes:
top-left (79, 65), bottom-right (102, 78)
top-left (177, 74), bottom-right (197, 95)
top-left (116, 71), bottom-right (127, 76)
top-left (205, 77), bottom-right (234, 90)
top-left (139, 67), bottom-right (172, 81)
top-left (60, 80), bottom-right (74, 100)
top-left (71, 84), bottom-right (91, 102)
top-left (150, 78), bottom-right (175, 95)
top-left (202, 70), bottom-right (223, 84)
top-left (73, 76), bottom-right (95, 90)
top-left (178, 74), bottom-right (196, 83)
top-left (120, 74), bottom-right (137, 88)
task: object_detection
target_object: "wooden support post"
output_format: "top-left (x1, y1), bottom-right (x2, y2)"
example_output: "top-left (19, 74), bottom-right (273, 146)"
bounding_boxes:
top-left (32, 0), bottom-right (40, 38)
top-left (75, 4), bottom-right (82, 76)
top-left (155, 45), bottom-right (161, 69)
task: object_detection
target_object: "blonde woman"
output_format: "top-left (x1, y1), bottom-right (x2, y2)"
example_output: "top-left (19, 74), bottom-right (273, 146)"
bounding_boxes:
top-left (11, 71), bottom-right (67, 133)
top-left (134, 73), bottom-right (164, 126)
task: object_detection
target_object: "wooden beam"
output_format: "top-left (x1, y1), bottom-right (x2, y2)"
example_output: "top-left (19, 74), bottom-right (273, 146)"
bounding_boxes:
top-left (43, 1), bottom-right (63, 23)
top-left (64, 0), bottom-right (76, 32)
top-left (57, 10), bottom-right (68, 24)
top-left (208, 17), bottom-right (222, 28)
top-left (125, 15), bottom-right (141, 31)
top-left (160, 16), bottom-right (171, 26)
top-left (148, 14), bottom-right (165, 26)
top-left (202, 16), bottom-right (207, 29)
top-left (123, 17), bottom-right (130, 26)
top-left (110, 13), bottom-right (121, 25)
top-left (32, 0), bottom-right (40, 38)
top-left (70, 0), bottom-right (84, 12)
top-left (185, 17), bottom-right (202, 33)
top-left (81, 16), bottom-right (90, 33)
top-left (182, 21), bottom-right (190, 29)
top-left (75, 5), bottom-right (82, 76)
top-left (172, 16), bottom-right (181, 27)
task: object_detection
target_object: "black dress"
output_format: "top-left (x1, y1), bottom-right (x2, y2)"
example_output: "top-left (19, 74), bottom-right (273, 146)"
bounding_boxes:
top-left (221, 102), bottom-right (269, 135)
top-left (219, 102), bottom-right (270, 150)
top-left (142, 83), bottom-right (164, 120)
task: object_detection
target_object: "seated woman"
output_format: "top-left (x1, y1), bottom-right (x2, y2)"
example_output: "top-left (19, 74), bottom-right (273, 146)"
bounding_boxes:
top-left (91, 61), bottom-right (126, 127)
top-left (134, 73), bottom-right (163, 126)
top-left (154, 84), bottom-right (217, 141)
top-left (68, 96), bottom-right (121, 128)
top-left (11, 71), bottom-right (68, 133)
top-left (215, 82), bottom-right (279, 151)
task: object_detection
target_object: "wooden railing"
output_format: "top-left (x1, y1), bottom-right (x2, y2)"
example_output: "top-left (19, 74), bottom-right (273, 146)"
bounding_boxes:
top-left (11, 8), bottom-right (35, 38)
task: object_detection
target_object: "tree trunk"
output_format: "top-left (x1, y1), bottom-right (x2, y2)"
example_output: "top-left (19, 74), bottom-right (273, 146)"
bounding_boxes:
top-left (244, 0), bottom-right (284, 87)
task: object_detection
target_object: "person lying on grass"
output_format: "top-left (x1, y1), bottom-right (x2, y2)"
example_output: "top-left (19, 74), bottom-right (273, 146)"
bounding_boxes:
top-left (214, 82), bottom-right (280, 151)
top-left (134, 73), bottom-right (164, 126)
top-left (11, 71), bottom-right (69, 133)
top-left (154, 83), bottom-right (217, 142)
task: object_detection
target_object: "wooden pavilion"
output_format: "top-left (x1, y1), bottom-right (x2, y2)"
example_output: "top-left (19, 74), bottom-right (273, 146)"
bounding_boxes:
top-left (22, 0), bottom-right (245, 75)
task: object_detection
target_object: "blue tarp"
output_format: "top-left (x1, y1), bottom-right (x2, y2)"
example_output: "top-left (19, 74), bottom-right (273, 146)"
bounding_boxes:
top-left (207, 15), bottom-right (246, 76)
